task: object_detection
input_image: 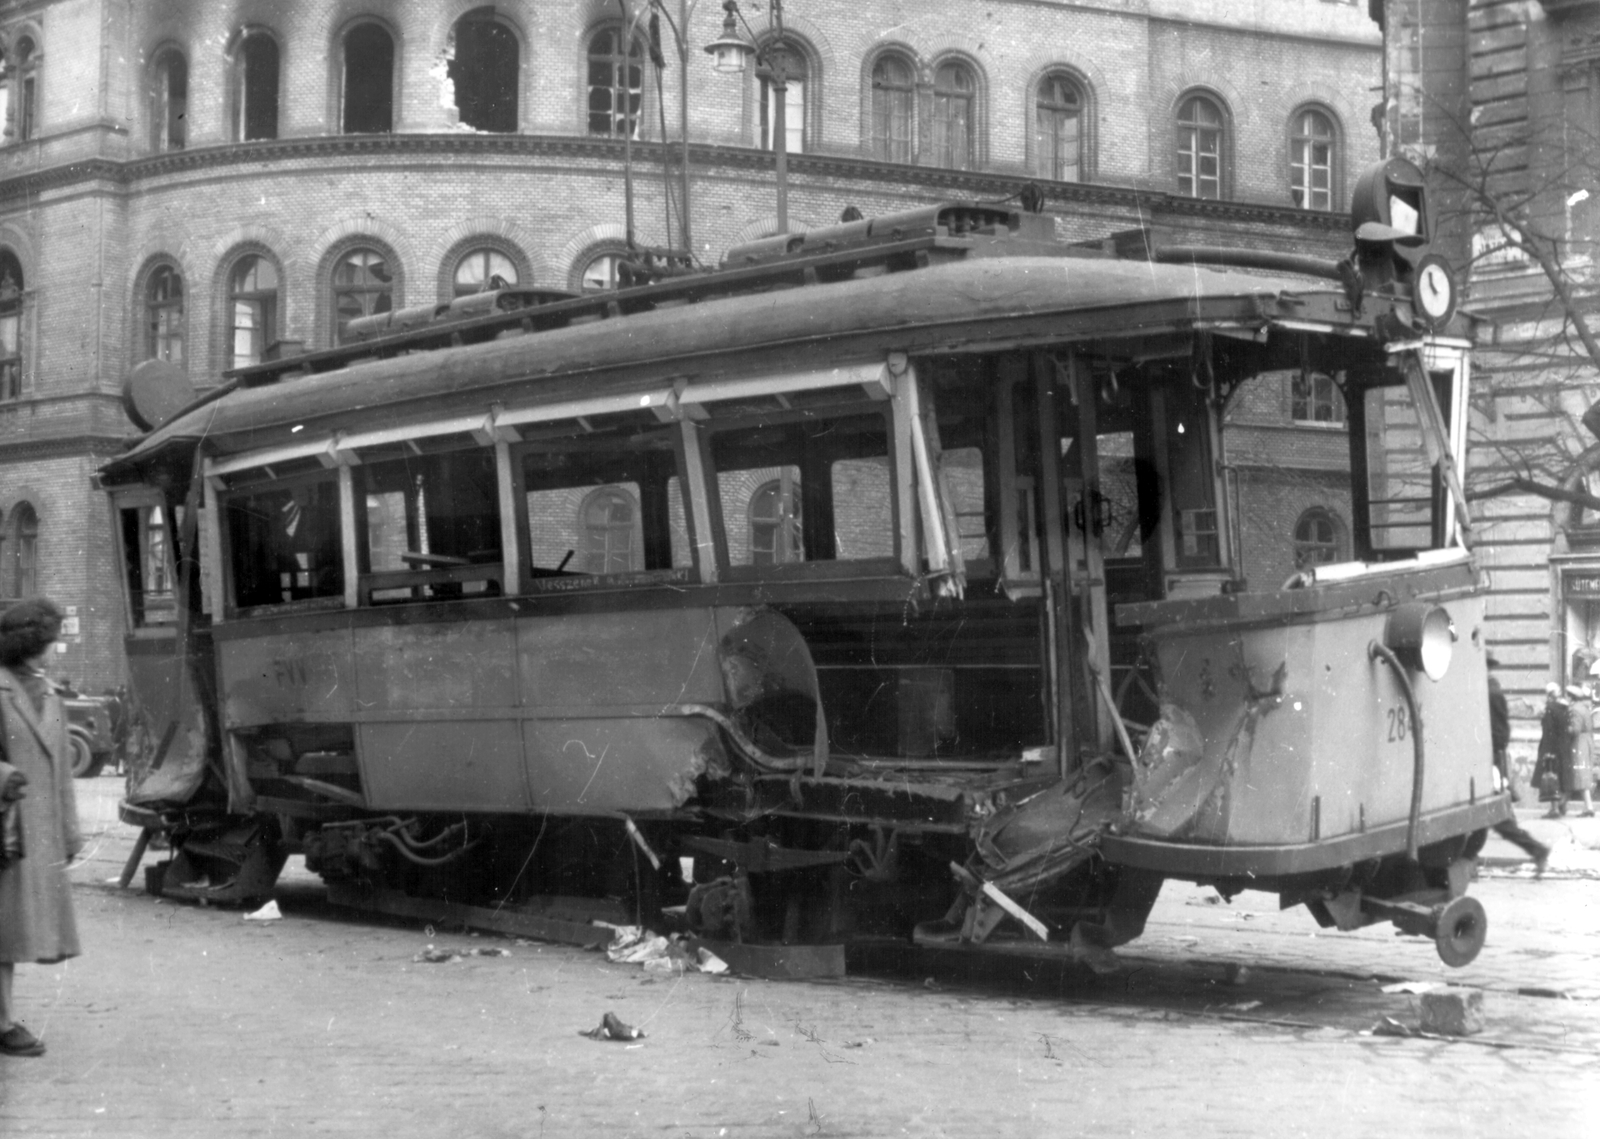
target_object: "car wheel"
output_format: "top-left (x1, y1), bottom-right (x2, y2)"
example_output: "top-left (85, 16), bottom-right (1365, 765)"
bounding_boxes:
top-left (68, 733), bottom-right (105, 779)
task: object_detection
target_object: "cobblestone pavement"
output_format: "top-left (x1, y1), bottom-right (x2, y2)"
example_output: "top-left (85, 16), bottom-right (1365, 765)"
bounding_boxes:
top-left (0, 779), bottom-right (1594, 1139)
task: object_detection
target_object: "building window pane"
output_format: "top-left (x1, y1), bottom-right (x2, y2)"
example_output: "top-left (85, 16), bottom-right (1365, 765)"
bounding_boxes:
top-left (870, 56), bottom-right (913, 163)
top-left (758, 43), bottom-right (806, 154)
top-left (580, 251), bottom-right (623, 293)
top-left (1036, 74), bottom-right (1081, 182)
top-left (581, 487), bottom-right (641, 574)
top-left (343, 23), bottom-right (394, 134)
top-left (151, 51), bottom-right (188, 151)
top-left (234, 33), bottom-right (280, 141)
top-left (0, 253), bottom-right (22, 401)
top-left (8, 502), bottom-right (36, 599)
top-left (1290, 109), bottom-right (1335, 210)
top-left (146, 265), bottom-right (184, 364)
top-left (452, 14), bottom-right (519, 133)
top-left (230, 255), bottom-right (279, 369)
top-left (931, 63), bottom-right (973, 170)
top-left (587, 28), bottom-right (642, 138)
top-left (332, 249), bottom-right (393, 344)
top-left (1294, 508), bottom-right (1342, 568)
top-left (1290, 371), bottom-right (1343, 424)
top-left (1177, 96), bottom-right (1223, 200)
top-left (15, 36), bottom-right (38, 142)
top-left (454, 249), bottom-right (518, 297)
top-left (748, 477), bottom-right (803, 566)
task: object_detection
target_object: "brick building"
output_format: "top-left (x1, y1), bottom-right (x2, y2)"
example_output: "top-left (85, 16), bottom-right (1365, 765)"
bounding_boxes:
top-left (0, 0), bottom-right (1381, 691)
top-left (1373, 0), bottom-right (1600, 772)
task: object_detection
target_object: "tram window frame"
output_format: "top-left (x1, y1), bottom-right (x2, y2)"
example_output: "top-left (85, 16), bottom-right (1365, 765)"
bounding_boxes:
top-left (219, 463), bottom-right (345, 617)
top-left (512, 417), bottom-right (695, 593)
top-left (704, 402), bottom-right (900, 582)
top-left (1349, 367), bottom-right (1458, 559)
top-left (355, 437), bottom-right (505, 606)
top-left (116, 497), bottom-right (180, 632)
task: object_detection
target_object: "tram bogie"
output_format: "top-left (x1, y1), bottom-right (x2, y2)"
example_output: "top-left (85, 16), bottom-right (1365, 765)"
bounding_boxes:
top-left (102, 167), bottom-right (1509, 971)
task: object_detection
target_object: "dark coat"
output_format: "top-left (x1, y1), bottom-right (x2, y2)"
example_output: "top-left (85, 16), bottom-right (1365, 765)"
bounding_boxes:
top-left (1535, 697), bottom-right (1569, 799)
top-left (0, 667), bottom-right (81, 965)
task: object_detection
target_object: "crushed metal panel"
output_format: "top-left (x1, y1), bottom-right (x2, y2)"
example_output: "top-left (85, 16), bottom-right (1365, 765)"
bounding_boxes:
top-left (525, 716), bottom-right (723, 812)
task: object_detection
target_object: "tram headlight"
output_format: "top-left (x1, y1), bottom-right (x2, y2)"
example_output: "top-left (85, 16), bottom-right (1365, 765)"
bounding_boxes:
top-left (1385, 603), bottom-right (1455, 681)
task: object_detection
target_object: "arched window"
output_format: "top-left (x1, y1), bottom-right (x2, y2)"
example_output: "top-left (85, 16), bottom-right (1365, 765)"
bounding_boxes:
top-left (229, 255), bottom-right (279, 369)
top-left (233, 31), bottom-right (280, 141)
top-left (332, 247), bottom-right (393, 344)
top-left (146, 264), bottom-right (184, 364)
top-left (1294, 508), bottom-right (1343, 568)
top-left (1036, 73), bottom-right (1082, 182)
top-left (1176, 95), bottom-right (1224, 200)
top-left (150, 48), bottom-right (188, 151)
top-left (759, 41), bottom-right (807, 154)
top-left (343, 23), bottom-right (395, 134)
top-left (451, 10), bottom-right (519, 133)
top-left (580, 487), bottom-right (641, 574)
top-left (931, 61), bottom-right (975, 169)
top-left (1290, 108), bottom-right (1336, 211)
top-left (578, 249), bottom-right (625, 292)
top-left (7, 502), bottom-right (37, 599)
top-left (749, 478), bottom-right (802, 565)
top-left (586, 27), bottom-right (642, 138)
top-left (0, 251), bottom-right (21, 400)
top-left (14, 35), bottom-right (39, 142)
top-left (869, 55), bottom-right (914, 163)
top-left (453, 248), bottom-right (519, 297)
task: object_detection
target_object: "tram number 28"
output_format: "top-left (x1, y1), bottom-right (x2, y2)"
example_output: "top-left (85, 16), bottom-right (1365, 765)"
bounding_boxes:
top-left (1386, 703), bottom-right (1410, 742)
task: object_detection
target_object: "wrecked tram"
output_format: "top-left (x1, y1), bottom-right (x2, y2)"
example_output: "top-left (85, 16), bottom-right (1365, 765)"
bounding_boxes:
top-left (100, 165), bottom-right (1509, 971)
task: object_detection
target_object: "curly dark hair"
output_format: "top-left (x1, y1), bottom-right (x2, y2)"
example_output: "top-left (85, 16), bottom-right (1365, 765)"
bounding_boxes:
top-left (0, 597), bottom-right (64, 668)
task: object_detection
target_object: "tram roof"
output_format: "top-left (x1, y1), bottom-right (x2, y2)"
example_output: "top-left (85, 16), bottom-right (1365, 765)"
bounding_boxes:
top-left (100, 253), bottom-right (1375, 487)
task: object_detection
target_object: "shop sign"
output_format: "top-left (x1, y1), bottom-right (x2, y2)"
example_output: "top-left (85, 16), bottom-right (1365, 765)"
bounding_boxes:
top-left (1567, 573), bottom-right (1600, 596)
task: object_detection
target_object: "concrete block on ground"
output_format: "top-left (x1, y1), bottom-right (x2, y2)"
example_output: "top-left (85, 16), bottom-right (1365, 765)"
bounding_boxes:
top-left (1420, 987), bottom-right (1485, 1036)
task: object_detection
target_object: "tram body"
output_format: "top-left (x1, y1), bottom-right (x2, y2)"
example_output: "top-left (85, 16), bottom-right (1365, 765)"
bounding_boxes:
top-left (100, 186), bottom-right (1508, 967)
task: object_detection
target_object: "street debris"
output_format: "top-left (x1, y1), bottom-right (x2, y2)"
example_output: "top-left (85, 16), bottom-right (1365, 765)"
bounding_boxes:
top-left (581, 1012), bottom-right (646, 1041)
top-left (243, 900), bottom-right (282, 922)
top-left (411, 943), bottom-right (513, 964)
top-left (597, 924), bottom-right (728, 975)
top-left (1419, 988), bottom-right (1484, 1036)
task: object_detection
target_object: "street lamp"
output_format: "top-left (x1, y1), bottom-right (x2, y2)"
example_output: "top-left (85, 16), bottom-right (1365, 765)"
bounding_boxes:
top-left (703, 0), bottom-right (791, 233)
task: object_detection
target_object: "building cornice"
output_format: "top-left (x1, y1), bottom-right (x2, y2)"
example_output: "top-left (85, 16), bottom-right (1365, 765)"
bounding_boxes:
top-left (0, 133), bottom-right (1353, 236)
top-left (0, 433), bottom-right (131, 464)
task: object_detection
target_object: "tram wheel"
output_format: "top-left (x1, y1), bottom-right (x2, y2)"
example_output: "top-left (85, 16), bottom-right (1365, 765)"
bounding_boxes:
top-left (1434, 895), bottom-right (1487, 967)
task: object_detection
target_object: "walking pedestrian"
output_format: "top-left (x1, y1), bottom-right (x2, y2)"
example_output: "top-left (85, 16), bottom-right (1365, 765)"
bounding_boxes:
top-left (0, 598), bottom-right (81, 1058)
top-left (1534, 682), bottom-right (1566, 812)
top-left (1487, 658), bottom-right (1550, 876)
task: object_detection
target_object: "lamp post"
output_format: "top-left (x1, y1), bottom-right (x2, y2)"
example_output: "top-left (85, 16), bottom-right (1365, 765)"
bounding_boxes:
top-left (705, 0), bottom-right (790, 233)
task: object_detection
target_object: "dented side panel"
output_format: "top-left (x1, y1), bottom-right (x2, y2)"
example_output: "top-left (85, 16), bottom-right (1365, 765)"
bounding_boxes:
top-left (1132, 589), bottom-right (1491, 849)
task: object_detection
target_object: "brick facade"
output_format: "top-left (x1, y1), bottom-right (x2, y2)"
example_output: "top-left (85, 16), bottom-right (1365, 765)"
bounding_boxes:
top-left (0, 0), bottom-right (1380, 691)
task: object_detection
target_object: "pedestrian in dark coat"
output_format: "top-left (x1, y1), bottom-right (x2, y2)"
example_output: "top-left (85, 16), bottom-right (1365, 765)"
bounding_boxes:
top-left (1487, 659), bottom-right (1550, 875)
top-left (0, 598), bottom-right (80, 1058)
top-left (1534, 682), bottom-right (1566, 808)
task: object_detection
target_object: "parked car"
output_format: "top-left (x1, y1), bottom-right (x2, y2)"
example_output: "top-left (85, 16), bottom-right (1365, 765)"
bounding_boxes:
top-left (61, 685), bottom-right (126, 778)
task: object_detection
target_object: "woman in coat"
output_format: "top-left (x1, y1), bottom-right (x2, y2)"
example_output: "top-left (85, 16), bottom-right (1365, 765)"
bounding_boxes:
top-left (1564, 684), bottom-right (1597, 818)
top-left (1534, 682), bottom-right (1568, 811)
top-left (0, 598), bottom-right (81, 1058)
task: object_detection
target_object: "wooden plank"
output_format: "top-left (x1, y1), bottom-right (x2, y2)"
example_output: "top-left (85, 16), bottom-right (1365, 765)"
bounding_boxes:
top-left (686, 937), bottom-right (846, 980)
top-left (326, 883), bottom-right (615, 949)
